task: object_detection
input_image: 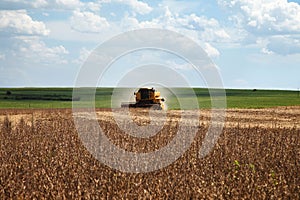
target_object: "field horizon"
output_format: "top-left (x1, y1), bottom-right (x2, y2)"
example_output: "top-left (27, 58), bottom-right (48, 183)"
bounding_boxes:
top-left (0, 87), bottom-right (299, 109)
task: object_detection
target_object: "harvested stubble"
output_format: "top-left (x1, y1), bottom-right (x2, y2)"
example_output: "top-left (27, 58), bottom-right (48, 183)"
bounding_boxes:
top-left (0, 108), bottom-right (299, 199)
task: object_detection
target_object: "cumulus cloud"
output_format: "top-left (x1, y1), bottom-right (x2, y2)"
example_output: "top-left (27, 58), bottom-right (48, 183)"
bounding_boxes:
top-left (0, 0), bottom-right (150, 14)
top-left (84, 2), bottom-right (102, 12)
top-left (218, 0), bottom-right (300, 55)
top-left (186, 14), bottom-right (230, 42)
top-left (114, 0), bottom-right (152, 14)
top-left (261, 47), bottom-right (274, 55)
top-left (118, 7), bottom-right (227, 57)
top-left (266, 36), bottom-right (300, 55)
top-left (218, 0), bottom-right (300, 34)
top-left (165, 60), bottom-right (194, 70)
top-left (54, 0), bottom-right (82, 9)
top-left (0, 0), bottom-right (84, 10)
top-left (203, 43), bottom-right (220, 58)
top-left (0, 0), bottom-right (48, 9)
top-left (0, 10), bottom-right (50, 36)
top-left (70, 10), bottom-right (110, 33)
top-left (13, 36), bottom-right (69, 65)
top-left (167, 9), bottom-right (229, 42)
top-left (73, 47), bottom-right (92, 65)
top-left (121, 7), bottom-right (230, 43)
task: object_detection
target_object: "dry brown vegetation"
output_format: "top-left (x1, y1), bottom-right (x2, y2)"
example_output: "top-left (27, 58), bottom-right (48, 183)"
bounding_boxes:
top-left (0, 108), bottom-right (299, 199)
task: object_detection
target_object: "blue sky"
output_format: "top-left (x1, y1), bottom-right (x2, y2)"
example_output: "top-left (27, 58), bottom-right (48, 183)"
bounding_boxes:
top-left (0, 0), bottom-right (299, 89)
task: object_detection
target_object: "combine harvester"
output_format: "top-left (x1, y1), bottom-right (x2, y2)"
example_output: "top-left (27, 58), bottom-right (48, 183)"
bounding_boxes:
top-left (121, 88), bottom-right (165, 110)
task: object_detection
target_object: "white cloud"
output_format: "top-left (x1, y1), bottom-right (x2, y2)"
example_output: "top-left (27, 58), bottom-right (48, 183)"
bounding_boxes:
top-left (84, 2), bottom-right (102, 12)
top-left (13, 36), bottom-right (69, 65)
top-left (266, 36), bottom-right (300, 55)
top-left (0, 0), bottom-right (101, 11)
top-left (0, 53), bottom-right (5, 60)
top-left (160, 0), bottom-right (201, 14)
top-left (190, 14), bottom-right (230, 42)
top-left (46, 21), bottom-right (112, 42)
top-left (28, 0), bottom-right (48, 8)
top-left (0, 0), bottom-right (83, 10)
top-left (219, 0), bottom-right (300, 34)
top-left (166, 10), bottom-right (230, 42)
top-left (73, 47), bottom-right (92, 65)
top-left (114, 0), bottom-right (152, 14)
top-left (70, 10), bottom-right (110, 33)
top-left (121, 7), bottom-right (230, 43)
top-left (55, 0), bottom-right (82, 8)
top-left (0, 10), bottom-right (50, 35)
top-left (203, 43), bottom-right (220, 58)
top-left (119, 7), bottom-right (226, 58)
top-left (261, 47), bottom-right (274, 55)
top-left (218, 0), bottom-right (300, 55)
top-left (120, 14), bottom-right (144, 29)
top-left (0, 0), bottom-right (48, 9)
top-left (165, 60), bottom-right (194, 70)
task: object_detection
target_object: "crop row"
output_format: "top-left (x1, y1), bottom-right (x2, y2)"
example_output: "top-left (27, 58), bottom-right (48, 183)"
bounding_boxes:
top-left (0, 109), bottom-right (299, 199)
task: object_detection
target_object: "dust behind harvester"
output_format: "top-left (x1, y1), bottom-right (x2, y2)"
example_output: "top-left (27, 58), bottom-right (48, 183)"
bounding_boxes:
top-left (121, 88), bottom-right (165, 110)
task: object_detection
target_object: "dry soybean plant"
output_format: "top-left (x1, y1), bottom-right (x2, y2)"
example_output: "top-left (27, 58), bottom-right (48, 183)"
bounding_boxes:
top-left (0, 108), bottom-right (299, 199)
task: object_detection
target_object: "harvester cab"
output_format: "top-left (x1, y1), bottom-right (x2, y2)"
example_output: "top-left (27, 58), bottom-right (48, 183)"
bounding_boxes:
top-left (121, 88), bottom-right (165, 110)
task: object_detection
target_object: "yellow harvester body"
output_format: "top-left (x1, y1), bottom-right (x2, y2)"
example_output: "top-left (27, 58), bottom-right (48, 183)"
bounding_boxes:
top-left (121, 88), bottom-right (165, 110)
